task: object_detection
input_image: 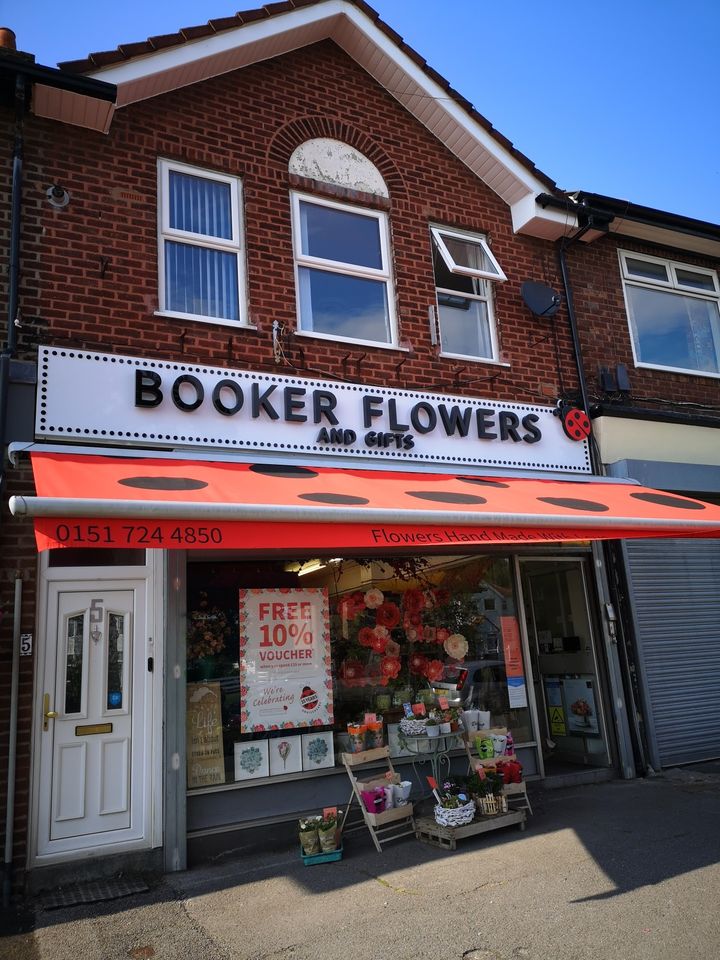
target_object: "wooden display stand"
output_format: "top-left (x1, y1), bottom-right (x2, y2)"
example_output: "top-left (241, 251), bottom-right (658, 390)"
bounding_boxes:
top-left (463, 728), bottom-right (533, 816)
top-left (415, 808), bottom-right (526, 851)
top-left (341, 746), bottom-right (415, 853)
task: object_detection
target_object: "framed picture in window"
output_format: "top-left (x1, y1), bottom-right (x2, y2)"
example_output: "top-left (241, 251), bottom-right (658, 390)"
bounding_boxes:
top-left (234, 739), bottom-right (270, 781)
top-left (269, 735), bottom-right (303, 776)
top-left (301, 731), bottom-right (335, 770)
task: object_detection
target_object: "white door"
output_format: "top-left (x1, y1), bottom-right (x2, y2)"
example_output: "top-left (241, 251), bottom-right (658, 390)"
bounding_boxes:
top-left (37, 583), bottom-right (149, 857)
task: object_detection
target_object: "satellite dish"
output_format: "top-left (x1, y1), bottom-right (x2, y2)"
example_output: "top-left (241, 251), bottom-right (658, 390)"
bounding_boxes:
top-left (521, 281), bottom-right (562, 318)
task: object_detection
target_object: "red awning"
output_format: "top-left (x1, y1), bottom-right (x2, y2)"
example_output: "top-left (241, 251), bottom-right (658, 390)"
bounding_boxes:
top-left (10, 451), bottom-right (720, 552)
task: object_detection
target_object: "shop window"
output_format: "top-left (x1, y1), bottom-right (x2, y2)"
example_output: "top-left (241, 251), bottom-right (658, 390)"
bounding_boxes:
top-left (157, 159), bottom-right (246, 326)
top-left (185, 554), bottom-right (533, 792)
top-left (291, 192), bottom-right (397, 346)
top-left (431, 225), bottom-right (506, 361)
top-left (619, 250), bottom-right (720, 376)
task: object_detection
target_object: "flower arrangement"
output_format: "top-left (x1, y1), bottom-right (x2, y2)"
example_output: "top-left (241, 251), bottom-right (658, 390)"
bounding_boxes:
top-left (187, 591), bottom-right (230, 661)
top-left (571, 698), bottom-right (592, 718)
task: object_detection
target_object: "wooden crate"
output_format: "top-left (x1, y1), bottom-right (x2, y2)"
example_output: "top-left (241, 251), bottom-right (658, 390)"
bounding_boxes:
top-left (415, 809), bottom-right (526, 851)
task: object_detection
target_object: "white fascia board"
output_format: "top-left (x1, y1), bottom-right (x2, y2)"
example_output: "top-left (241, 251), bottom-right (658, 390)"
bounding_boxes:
top-left (85, 0), bottom-right (558, 230)
top-left (86, 3), bottom-right (348, 92)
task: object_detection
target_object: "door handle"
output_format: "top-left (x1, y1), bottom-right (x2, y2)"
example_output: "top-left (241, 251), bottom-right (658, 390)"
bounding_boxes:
top-left (43, 693), bottom-right (59, 731)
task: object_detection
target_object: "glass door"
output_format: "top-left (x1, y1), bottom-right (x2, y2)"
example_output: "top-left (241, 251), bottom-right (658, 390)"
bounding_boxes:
top-left (519, 558), bottom-right (611, 772)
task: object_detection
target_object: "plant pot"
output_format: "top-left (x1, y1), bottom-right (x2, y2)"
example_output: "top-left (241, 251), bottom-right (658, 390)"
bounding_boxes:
top-left (439, 722), bottom-right (452, 735)
top-left (426, 725), bottom-right (440, 738)
top-left (393, 781), bottom-right (412, 805)
top-left (347, 724), bottom-right (367, 753)
top-left (366, 720), bottom-right (384, 749)
top-left (299, 830), bottom-right (320, 855)
top-left (318, 827), bottom-right (338, 852)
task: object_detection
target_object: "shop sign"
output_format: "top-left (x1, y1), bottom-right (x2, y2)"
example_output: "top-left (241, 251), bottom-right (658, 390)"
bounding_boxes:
top-left (186, 682), bottom-right (226, 788)
top-left (500, 616), bottom-right (528, 708)
top-left (36, 348), bottom-right (591, 473)
top-left (238, 588), bottom-right (333, 733)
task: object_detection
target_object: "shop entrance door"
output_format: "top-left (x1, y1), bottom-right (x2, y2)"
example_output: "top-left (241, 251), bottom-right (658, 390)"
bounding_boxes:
top-left (36, 583), bottom-right (149, 858)
top-left (520, 559), bottom-right (610, 772)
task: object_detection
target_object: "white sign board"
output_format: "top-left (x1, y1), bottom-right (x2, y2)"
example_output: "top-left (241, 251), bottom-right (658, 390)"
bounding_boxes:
top-left (36, 348), bottom-right (591, 473)
top-left (238, 587), bottom-right (333, 733)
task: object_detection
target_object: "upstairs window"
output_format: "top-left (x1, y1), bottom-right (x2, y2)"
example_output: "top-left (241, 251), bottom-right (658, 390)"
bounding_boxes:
top-left (431, 226), bottom-right (506, 361)
top-left (291, 193), bottom-right (396, 346)
top-left (620, 251), bottom-right (720, 376)
top-left (158, 159), bottom-right (245, 325)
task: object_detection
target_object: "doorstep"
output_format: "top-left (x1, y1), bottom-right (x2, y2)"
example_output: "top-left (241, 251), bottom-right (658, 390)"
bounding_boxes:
top-left (538, 767), bottom-right (615, 790)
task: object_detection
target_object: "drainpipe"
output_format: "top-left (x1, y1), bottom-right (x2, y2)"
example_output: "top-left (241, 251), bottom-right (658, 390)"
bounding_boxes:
top-left (0, 68), bottom-right (25, 517)
top-left (2, 576), bottom-right (23, 907)
top-left (555, 226), bottom-right (650, 778)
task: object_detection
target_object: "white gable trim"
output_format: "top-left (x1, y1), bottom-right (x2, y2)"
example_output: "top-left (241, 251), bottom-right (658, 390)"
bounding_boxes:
top-left (83, 1), bottom-right (574, 238)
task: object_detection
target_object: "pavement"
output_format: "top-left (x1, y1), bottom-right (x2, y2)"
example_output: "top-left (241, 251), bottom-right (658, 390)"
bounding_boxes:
top-left (3, 764), bottom-right (720, 960)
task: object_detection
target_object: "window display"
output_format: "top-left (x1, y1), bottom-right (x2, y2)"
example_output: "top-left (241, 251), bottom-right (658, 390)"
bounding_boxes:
top-left (185, 554), bottom-right (533, 790)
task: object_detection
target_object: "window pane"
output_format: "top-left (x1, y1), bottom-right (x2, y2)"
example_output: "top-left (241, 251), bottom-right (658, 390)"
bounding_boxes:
top-left (433, 244), bottom-right (486, 296)
top-left (107, 613), bottom-right (125, 711)
top-left (65, 613), bottom-right (84, 714)
top-left (628, 285), bottom-right (720, 373)
top-left (625, 257), bottom-right (669, 282)
top-left (675, 268), bottom-right (716, 292)
top-left (438, 297), bottom-right (492, 358)
top-left (299, 202), bottom-right (382, 269)
top-left (299, 267), bottom-right (390, 342)
top-left (442, 233), bottom-right (500, 276)
top-left (165, 241), bottom-right (239, 321)
top-left (169, 171), bottom-right (232, 240)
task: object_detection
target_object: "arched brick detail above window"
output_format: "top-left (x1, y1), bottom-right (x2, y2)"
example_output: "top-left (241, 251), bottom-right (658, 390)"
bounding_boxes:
top-left (289, 139), bottom-right (388, 198)
top-left (268, 117), bottom-right (406, 198)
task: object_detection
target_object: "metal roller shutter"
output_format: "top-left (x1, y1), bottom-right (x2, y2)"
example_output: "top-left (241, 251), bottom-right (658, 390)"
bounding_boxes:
top-left (624, 538), bottom-right (720, 767)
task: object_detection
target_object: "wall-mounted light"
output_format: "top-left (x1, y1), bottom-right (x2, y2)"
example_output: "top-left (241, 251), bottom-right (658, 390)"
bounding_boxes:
top-left (46, 184), bottom-right (70, 209)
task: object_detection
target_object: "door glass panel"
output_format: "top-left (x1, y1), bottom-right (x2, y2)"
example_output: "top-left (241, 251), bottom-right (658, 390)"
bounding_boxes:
top-left (521, 559), bottom-right (610, 771)
top-left (64, 613), bottom-right (84, 715)
top-left (107, 612), bottom-right (125, 711)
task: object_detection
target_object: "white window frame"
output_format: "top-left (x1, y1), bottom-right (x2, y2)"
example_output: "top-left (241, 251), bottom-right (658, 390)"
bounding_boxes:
top-left (290, 192), bottom-right (398, 348)
top-left (431, 225), bottom-right (506, 363)
top-left (619, 249), bottom-right (720, 379)
top-left (156, 158), bottom-right (247, 327)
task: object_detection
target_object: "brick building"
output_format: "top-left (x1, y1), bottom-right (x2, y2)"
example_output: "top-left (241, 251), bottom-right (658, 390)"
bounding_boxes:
top-left (2, 1), bottom-right (719, 891)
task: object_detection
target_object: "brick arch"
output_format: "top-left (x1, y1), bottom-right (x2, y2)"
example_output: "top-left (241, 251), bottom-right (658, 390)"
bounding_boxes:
top-left (267, 117), bottom-right (407, 199)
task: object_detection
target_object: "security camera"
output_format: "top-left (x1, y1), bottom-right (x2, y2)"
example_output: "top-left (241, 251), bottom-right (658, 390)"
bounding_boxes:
top-left (46, 184), bottom-right (70, 209)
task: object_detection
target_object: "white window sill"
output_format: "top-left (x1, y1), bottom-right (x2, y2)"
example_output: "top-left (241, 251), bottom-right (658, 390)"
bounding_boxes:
top-left (634, 360), bottom-right (720, 380)
top-left (294, 329), bottom-right (410, 352)
top-left (154, 309), bottom-right (256, 331)
top-left (439, 351), bottom-right (510, 367)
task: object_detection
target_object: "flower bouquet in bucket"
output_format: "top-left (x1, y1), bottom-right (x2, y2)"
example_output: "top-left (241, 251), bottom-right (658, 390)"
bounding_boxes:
top-left (298, 816), bottom-right (322, 856)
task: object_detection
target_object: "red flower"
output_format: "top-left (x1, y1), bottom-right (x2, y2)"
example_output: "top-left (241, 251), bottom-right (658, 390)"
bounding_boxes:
top-left (402, 589), bottom-right (425, 614)
top-left (424, 659), bottom-right (444, 682)
top-left (358, 626), bottom-right (376, 647)
top-left (409, 652), bottom-right (428, 675)
top-left (422, 626), bottom-right (437, 645)
top-left (376, 602), bottom-right (401, 629)
top-left (386, 639), bottom-right (401, 658)
top-left (380, 656), bottom-right (401, 679)
top-left (371, 632), bottom-right (388, 654)
top-left (436, 627), bottom-right (450, 644)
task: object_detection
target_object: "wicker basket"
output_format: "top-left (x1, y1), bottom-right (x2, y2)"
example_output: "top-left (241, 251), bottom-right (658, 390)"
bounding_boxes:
top-left (434, 800), bottom-right (476, 827)
top-left (399, 717), bottom-right (428, 736)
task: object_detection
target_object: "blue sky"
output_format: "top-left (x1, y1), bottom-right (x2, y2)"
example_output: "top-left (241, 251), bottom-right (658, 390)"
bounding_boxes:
top-left (9, 1), bottom-right (720, 224)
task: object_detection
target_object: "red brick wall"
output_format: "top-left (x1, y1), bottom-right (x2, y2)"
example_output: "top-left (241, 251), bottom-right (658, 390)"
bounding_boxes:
top-left (565, 234), bottom-right (720, 413)
top-left (24, 41), bottom-right (578, 404)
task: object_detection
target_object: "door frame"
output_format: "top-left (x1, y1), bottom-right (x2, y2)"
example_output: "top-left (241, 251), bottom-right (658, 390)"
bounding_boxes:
top-left (29, 550), bottom-right (164, 868)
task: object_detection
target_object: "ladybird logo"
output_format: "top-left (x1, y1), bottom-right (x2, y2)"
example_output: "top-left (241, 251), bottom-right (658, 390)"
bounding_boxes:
top-left (561, 407), bottom-right (591, 442)
top-left (300, 685), bottom-right (319, 711)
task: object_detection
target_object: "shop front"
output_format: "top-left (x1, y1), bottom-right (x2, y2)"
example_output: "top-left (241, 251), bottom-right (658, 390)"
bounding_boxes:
top-left (13, 348), bottom-right (720, 873)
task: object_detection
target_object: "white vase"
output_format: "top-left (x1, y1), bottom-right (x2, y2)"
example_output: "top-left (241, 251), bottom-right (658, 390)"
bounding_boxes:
top-left (462, 710), bottom-right (479, 732)
top-left (426, 725), bottom-right (440, 738)
top-left (476, 711), bottom-right (491, 730)
top-left (439, 722), bottom-right (452, 735)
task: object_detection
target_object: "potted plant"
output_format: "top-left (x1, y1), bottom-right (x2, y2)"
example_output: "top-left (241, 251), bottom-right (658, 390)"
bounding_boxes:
top-left (439, 711), bottom-right (452, 735)
top-left (434, 792), bottom-right (476, 827)
top-left (425, 717), bottom-right (440, 738)
top-left (299, 816), bottom-right (322, 855)
top-left (318, 811), bottom-right (339, 852)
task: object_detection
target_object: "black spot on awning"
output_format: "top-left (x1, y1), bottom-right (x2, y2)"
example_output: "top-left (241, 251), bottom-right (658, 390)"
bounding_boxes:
top-left (405, 491), bottom-right (487, 505)
top-left (249, 464), bottom-right (319, 478)
top-left (118, 476), bottom-right (208, 491)
top-left (630, 492), bottom-right (706, 510)
top-left (537, 497), bottom-right (609, 512)
top-left (298, 492), bottom-right (369, 505)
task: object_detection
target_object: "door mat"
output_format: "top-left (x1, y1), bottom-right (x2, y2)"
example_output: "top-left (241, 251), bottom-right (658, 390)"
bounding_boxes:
top-left (40, 877), bottom-right (149, 910)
